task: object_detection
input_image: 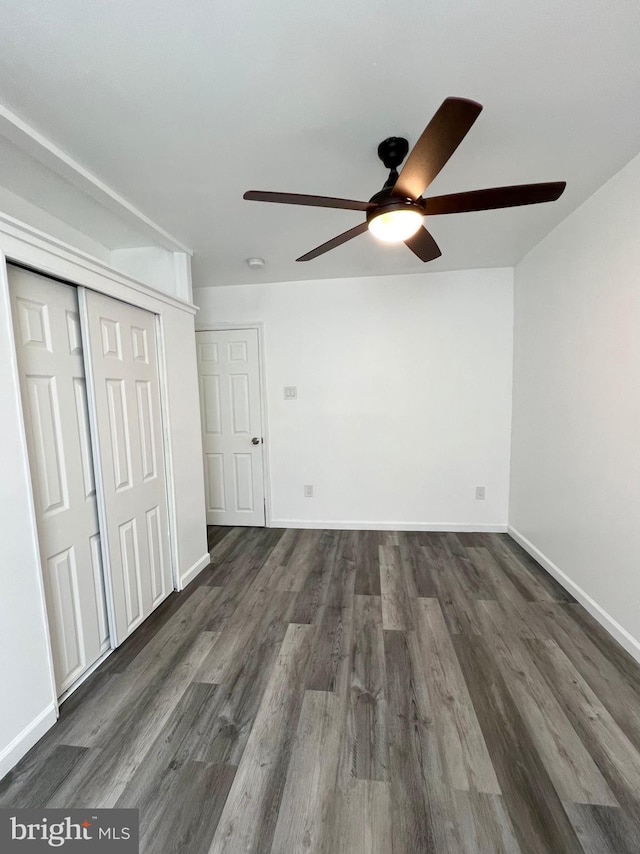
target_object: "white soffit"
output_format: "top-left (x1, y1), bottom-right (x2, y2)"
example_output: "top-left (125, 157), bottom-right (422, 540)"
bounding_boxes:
top-left (0, 0), bottom-right (638, 285)
top-left (0, 103), bottom-right (191, 253)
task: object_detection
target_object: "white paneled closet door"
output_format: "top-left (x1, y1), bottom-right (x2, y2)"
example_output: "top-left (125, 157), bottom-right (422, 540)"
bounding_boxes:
top-left (197, 328), bottom-right (265, 526)
top-left (80, 289), bottom-right (173, 645)
top-left (9, 267), bottom-right (110, 697)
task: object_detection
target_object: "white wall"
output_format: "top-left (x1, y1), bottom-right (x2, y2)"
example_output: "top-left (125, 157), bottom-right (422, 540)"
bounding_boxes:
top-left (510, 150), bottom-right (640, 659)
top-left (196, 268), bottom-right (514, 530)
top-left (0, 184), bottom-right (110, 262)
top-left (111, 247), bottom-right (193, 301)
top-left (161, 306), bottom-right (209, 587)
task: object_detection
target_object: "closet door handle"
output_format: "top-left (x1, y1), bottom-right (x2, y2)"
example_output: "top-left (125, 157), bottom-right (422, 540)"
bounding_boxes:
top-left (251, 437), bottom-right (260, 445)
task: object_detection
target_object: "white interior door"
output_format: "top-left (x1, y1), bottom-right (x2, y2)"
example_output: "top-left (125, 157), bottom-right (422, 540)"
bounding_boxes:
top-left (197, 328), bottom-right (265, 526)
top-left (81, 289), bottom-right (173, 645)
top-left (9, 267), bottom-right (110, 697)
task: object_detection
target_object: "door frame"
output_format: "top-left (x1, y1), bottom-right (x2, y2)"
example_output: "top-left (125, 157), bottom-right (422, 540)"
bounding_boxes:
top-left (154, 312), bottom-right (181, 591)
top-left (195, 321), bottom-right (272, 528)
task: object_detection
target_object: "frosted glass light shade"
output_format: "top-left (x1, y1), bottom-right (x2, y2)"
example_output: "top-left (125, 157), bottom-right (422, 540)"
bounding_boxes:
top-left (368, 208), bottom-right (423, 243)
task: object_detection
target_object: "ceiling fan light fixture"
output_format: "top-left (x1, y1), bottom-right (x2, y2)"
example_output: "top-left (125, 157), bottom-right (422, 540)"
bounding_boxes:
top-left (367, 206), bottom-right (423, 243)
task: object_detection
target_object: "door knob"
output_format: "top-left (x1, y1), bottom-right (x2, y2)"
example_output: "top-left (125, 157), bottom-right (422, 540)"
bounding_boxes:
top-left (251, 437), bottom-right (260, 445)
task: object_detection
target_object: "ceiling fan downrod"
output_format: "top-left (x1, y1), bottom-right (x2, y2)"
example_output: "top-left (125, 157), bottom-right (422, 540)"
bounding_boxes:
top-left (377, 136), bottom-right (409, 190)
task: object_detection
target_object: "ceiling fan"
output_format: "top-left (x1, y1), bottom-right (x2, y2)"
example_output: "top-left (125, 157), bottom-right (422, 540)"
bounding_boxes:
top-left (243, 97), bottom-right (566, 263)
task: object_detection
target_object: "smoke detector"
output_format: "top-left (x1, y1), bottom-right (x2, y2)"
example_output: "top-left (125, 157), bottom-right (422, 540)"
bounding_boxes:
top-left (246, 257), bottom-right (265, 269)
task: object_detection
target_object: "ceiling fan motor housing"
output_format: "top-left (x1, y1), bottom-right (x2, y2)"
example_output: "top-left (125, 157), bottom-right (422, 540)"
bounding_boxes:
top-left (366, 192), bottom-right (423, 222)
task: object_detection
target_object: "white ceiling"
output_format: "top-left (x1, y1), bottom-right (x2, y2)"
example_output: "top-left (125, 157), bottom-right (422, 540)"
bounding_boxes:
top-left (0, 0), bottom-right (639, 287)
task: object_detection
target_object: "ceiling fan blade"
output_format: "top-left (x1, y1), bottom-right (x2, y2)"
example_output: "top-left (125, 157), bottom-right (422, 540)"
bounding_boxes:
top-left (404, 226), bottom-right (442, 263)
top-left (244, 190), bottom-right (371, 211)
top-left (423, 182), bottom-right (567, 215)
top-left (296, 222), bottom-right (368, 262)
top-left (393, 97), bottom-right (483, 201)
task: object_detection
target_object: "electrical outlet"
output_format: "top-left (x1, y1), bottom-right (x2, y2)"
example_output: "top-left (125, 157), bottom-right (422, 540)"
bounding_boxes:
top-left (475, 486), bottom-right (486, 500)
top-left (284, 386), bottom-right (297, 400)
top-left (303, 484), bottom-right (313, 498)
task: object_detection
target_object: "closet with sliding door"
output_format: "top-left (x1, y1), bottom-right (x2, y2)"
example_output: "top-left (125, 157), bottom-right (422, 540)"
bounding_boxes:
top-left (9, 265), bottom-right (174, 700)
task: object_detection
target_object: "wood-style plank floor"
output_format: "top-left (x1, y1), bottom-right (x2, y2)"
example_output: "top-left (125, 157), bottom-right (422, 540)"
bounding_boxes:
top-left (2, 527), bottom-right (640, 853)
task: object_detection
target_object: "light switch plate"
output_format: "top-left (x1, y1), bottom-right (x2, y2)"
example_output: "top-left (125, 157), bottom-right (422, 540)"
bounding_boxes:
top-left (284, 386), bottom-right (297, 399)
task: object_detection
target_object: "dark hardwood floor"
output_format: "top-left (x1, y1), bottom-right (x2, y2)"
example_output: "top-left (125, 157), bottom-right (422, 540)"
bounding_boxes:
top-left (2, 527), bottom-right (640, 852)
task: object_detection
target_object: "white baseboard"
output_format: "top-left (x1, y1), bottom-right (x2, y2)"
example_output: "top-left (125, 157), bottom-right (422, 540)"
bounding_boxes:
top-left (270, 519), bottom-right (508, 533)
top-left (0, 703), bottom-right (57, 781)
top-left (178, 552), bottom-right (211, 590)
top-left (508, 526), bottom-right (640, 664)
